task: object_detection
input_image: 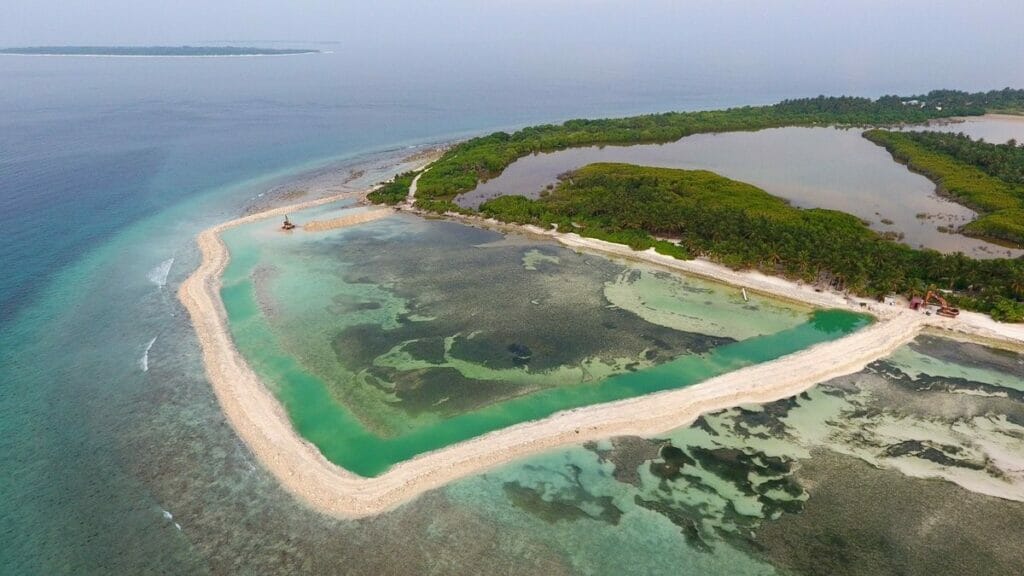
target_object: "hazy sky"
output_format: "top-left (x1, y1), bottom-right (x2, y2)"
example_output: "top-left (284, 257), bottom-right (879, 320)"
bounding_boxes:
top-left (4, 0), bottom-right (1023, 92)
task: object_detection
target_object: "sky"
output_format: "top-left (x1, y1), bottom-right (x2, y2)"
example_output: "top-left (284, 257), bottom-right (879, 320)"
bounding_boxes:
top-left (3, 0), bottom-right (1023, 93)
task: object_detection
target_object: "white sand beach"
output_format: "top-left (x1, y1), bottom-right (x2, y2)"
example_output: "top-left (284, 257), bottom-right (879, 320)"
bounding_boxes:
top-left (177, 163), bottom-right (1024, 519)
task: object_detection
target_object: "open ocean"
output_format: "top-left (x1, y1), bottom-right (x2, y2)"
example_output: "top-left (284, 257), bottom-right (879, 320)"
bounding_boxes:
top-left (2, 49), bottom-right (1022, 574)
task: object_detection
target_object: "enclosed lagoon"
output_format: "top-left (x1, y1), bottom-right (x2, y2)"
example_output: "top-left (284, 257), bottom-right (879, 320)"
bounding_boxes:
top-left (458, 124), bottom-right (1023, 258)
top-left (445, 335), bottom-right (1024, 575)
top-left (219, 205), bottom-right (868, 476)
top-left (915, 114), bottom-right (1024, 144)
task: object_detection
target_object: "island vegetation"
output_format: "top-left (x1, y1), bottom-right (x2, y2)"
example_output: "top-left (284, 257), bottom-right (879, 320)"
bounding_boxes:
top-left (369, 89), bottom-right (1024, 321)
top-left (366, 170), bottom-right (417, 205)
top-left (479, 163), bottom-right (1024, 321)
top-left (0, 46), bottom-right (319, 56)
top-left (410, 89), bottom-right (1024, 212)
top-left (863, 130), bottom-right (1024, 247)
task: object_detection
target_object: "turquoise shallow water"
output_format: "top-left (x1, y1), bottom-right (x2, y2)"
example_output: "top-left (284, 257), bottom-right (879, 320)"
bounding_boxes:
top-left (3, 50), bottom-right (1024, 574)
top-left (441, 335), bottom-right (1024, 576)
top-left (239, 307), bottom-right (866, 477)
top-left (220, 209), bottom-right (869, 476)
top-left (3, 54), bottom-right (768, 573)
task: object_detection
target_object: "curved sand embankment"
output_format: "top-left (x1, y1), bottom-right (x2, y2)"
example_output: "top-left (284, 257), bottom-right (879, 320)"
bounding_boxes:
top-left (303, 208), bottom-right (392, 232)
top-left (181, 209), bottom-right (928, 518)
top-left (182, 220), bottom-right (924, 517)
top-left (179, 173), bottom-right (1024, 518)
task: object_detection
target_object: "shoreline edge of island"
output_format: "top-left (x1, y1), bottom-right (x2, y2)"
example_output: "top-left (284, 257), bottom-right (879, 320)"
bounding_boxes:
top-left (178, 160), bottom-right (1024, 519)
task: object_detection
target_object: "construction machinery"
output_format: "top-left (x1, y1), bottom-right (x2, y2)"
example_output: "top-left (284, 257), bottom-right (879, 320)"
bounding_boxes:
top-left (909, 290), bottom-right (960, 318)
top-left (281, 215), bottom-right (296, 231)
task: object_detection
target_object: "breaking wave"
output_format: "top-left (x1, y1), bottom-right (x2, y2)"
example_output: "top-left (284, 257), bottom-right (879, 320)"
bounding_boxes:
top-left (161, 509), bottom-right (182, 531)
top-left (147, 257), bottom-right (174, 288)
top-left (139, 337), bottom-right (157, 372)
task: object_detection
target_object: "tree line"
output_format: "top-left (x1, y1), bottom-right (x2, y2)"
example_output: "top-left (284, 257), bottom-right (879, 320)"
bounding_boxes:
top-left (409, 89), bottom-right (1024, 212)
top-left (864, 130), bottom-right (1024, 247)
top-left (367, 171), bottom-right (417, 205)
top-left (478, 163), bottom-right (1024, 321)
top-left (879, 130), bottom-right (1023, 183)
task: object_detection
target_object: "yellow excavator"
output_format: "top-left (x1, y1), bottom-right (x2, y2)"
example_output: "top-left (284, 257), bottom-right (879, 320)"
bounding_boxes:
top-left (913, 290), bottom-right (960, 318)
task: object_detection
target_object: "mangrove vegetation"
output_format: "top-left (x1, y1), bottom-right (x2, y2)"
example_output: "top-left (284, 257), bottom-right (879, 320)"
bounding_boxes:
top-left (367, 170), bottom-right (417, 205)
top-left (410, 89), bottom-right (1024, 212)
top-left (369, 89), bottom-right (1024, 321)
top-left (864, 129), bottom-right (1024, 247)
top-left (479, 164), bottom-right (1024, 321)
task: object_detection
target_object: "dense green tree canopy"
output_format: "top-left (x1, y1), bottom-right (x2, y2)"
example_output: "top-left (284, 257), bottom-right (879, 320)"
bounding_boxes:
top-left (479, 164), bottom-right (1024, 321)
top-left (371, 89), bottom-right (1024, 321)
top-left (366, 171), bottom-right (417, 205)
top-left (411, 89), bottom-right (1024, 211)
top-left (882, 131), bottom-right (1024, 184)
top-left (864, 130), bottom-right (1024, 247)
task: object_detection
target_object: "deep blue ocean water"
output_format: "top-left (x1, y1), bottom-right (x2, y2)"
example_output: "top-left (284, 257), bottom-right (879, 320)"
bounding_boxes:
top-left (2, 50), bottom-right (1021, 574)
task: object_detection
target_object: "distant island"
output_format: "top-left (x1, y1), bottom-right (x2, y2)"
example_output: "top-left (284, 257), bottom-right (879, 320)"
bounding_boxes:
top-left (0, 46), bottom-right (320, 56)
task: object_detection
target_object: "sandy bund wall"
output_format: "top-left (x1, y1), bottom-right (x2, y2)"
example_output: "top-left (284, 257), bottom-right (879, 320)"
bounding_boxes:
top-left (179, 179), bottom-right (1024, 520)
top-left (302, 208), bottom-right (393, 232)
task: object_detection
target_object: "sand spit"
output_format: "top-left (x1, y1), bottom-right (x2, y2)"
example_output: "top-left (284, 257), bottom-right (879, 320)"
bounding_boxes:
top-left (179, 167), bottom-right (1024, 519)
top-left (182, 219), bottom-right (924, 518)
top-left (303, 208), bottom-right (393, 232)
top-left (982, 113), bottom-right (1024, 122)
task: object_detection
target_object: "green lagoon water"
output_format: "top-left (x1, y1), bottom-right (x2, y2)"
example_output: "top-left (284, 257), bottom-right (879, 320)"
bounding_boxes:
top-left (445, 334), bottom-right (1024, 576)
top-left (6, 44), bottom-right (1024, 575)
top-left (6, 128), bottom-right (1019, 575)
top-left (220, 206), bottom-right (869, 477)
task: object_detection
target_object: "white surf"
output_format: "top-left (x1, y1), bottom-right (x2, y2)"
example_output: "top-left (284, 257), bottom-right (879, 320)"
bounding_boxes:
top-left (147, 257), bottom-right (174, 288)
top-left (139, 337), bottom-right (157, 372)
